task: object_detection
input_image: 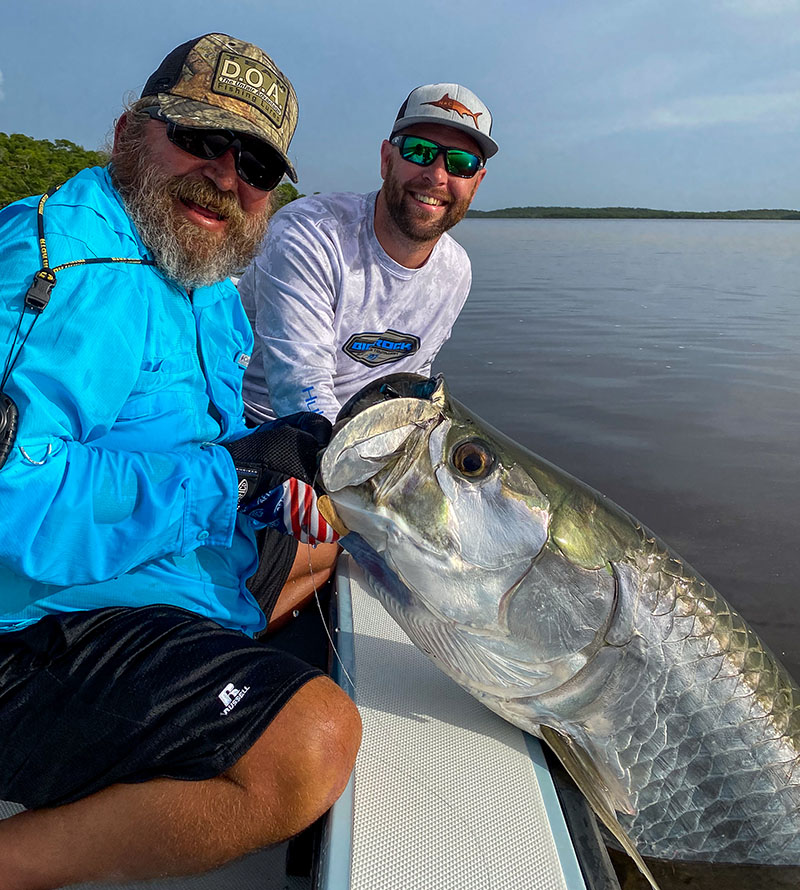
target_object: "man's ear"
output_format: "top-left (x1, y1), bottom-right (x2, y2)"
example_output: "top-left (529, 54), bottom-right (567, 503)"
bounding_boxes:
top-left (379, 139), bottom-right (392, 181)
top-left (112, 112), bottom-right (129, 155)
top-left (468, 167), bottom-right (487, 202)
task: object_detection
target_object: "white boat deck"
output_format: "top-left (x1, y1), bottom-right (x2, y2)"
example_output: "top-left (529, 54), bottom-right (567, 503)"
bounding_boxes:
top-left (1, 556), bottom-right (586, 889)
top-left (321, 556), bottom-right (586, 890)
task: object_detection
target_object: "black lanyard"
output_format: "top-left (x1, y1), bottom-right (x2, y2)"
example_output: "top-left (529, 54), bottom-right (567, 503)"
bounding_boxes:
top-left (0, 184), bottom-right (157, 468)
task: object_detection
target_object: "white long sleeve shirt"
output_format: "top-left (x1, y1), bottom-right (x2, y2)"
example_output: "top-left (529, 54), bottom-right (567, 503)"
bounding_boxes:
top-left (237, 191), bottom-right (472, 422)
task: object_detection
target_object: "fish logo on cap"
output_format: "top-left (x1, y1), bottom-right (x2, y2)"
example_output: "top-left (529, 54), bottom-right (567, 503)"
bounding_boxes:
top-left (422, 93), bottom-right (482, 128)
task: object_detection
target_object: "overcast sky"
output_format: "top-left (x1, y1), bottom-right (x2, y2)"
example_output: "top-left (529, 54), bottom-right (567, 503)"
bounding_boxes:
top-left (3, 0), bottom-right (800, 211)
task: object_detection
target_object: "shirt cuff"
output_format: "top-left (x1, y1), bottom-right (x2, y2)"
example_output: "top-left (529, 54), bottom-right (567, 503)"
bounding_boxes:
top-left (181, 445), bottom-right (239, 553)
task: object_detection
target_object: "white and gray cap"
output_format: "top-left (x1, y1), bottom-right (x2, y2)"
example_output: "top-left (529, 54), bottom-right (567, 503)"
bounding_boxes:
top-left (390, 83), bottom-right (498, 159)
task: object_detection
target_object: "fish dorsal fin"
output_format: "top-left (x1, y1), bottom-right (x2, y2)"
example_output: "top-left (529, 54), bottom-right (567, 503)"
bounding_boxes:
top-left (539, 725), bottom-right (662, 890)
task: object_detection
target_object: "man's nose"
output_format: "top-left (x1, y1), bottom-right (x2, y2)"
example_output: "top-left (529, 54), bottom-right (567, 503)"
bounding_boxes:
top-left (202, 146), bottom-right (239, 193)
top-left (420, 153), bottom-right (449, 185)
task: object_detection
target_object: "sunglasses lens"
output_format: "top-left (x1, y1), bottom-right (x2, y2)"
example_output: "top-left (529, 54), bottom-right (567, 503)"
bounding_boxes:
top-left (445, 150), bottom-right (481, 178)
top-left (396, 135), bottom-right (481, 178)
top-left (399, 136), bottom-right (438, 166)
top-left (169, 125), bottom-right (234, 160)
top-left (167, 124), bottom-right (285, 191)
top-left (236, 135), bottom-right (285, 191)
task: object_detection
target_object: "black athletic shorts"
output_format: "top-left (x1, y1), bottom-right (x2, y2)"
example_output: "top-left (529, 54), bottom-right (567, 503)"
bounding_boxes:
top-left (247, 526), bottom-right (299, 627)
top-left (242, 412), bottom-right (300, 626)
top-left (0, 605), bottom-right (322, 810)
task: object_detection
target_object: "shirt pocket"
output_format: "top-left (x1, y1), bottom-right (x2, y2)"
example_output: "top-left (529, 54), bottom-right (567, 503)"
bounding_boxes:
top-left (117, 353), bottom-right (201, 421)
top-left (210, 354), bottom-right (247, 434)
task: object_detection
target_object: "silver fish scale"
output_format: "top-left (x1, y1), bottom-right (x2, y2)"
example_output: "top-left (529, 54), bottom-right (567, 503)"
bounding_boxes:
top-left (609, 546), bottom-right (800, 862)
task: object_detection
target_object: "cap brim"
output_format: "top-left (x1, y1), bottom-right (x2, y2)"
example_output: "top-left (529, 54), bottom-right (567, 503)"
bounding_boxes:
top-left (151, 94), bottom-right (298, 183)
top-left (391, 115), bottom-right (498, 159)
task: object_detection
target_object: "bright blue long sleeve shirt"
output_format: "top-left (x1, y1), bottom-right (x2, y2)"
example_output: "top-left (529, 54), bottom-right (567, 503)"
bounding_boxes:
top-left (0, 166), bottom-right (267, 636)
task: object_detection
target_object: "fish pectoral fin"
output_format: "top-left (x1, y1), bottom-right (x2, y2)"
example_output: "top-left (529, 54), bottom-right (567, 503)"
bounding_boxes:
top-left (539, 725), bottom-right (662, 890)
top-left (538, 724), bottom-right (634, 815)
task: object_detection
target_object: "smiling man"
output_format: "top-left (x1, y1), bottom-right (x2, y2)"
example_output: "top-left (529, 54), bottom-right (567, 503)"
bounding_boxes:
top-left (237, 82), bottom-right (497, 620)
top-left (0, 34), bottom-right (359, 888)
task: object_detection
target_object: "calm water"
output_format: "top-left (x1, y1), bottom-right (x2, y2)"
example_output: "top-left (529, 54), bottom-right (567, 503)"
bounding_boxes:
top-left (439, 218), bottom-right (800, 683)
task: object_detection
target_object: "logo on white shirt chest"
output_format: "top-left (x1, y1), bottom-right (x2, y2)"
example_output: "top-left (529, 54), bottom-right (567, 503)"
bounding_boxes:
top-left (342, 329), bottom-right (421, 367)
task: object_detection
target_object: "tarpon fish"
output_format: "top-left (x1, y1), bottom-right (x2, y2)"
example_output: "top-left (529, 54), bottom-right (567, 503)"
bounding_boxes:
top-left (320, 373), bottom-right (800, 887)
top-left (422, 93), bottom-right (482, 128)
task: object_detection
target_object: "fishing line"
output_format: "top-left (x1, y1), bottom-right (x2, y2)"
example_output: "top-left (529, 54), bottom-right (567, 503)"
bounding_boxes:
top-left (300, 497), bottom-right (494, 888)
top-left (302, 532), bottom-right (355, 692)
top-left (302, 465), bottom-right (356, 690)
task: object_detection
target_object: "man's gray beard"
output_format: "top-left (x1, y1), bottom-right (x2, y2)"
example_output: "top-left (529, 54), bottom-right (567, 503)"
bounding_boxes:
top-left (111, 127), bottom-right (270, 289)
top-left (381, 155), bottom-right (475, 244)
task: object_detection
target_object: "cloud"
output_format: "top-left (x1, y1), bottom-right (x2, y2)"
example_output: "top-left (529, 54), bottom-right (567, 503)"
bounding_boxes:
top-left (585, 53), bottom-right (714, 106)
top-left (532, 70), bottom-right (800, 151)
top-left (637, 77), bottom-right (800, 130)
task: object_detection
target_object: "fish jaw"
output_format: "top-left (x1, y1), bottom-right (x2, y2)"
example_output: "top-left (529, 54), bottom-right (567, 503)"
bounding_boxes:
top-left (322, 378), bottom-right (553, 629)
top-left (321, 395), bottom-right (443, 493)
top-left (342, 531), bottom-right (559, 697)
top-left (322, 372), bottom-right (615, 688)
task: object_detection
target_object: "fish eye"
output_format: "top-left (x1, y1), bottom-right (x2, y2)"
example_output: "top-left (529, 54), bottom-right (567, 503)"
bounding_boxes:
top-left (450, 439), bottom-right (495, 480)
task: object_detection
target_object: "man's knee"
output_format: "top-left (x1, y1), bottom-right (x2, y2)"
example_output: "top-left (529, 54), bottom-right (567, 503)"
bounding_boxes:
top-left (226, 676), bottom-right (361, 840)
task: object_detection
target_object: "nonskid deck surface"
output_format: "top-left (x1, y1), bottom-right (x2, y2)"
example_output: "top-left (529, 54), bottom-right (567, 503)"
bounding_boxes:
top-left (332, 556), bottom-right (585, 890)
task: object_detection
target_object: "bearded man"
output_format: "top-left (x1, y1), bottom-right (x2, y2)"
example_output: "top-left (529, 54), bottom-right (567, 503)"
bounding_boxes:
top-left (0, 34), bottom-right (360, 889)
top-left (237, 82), bottom-right (497, 615)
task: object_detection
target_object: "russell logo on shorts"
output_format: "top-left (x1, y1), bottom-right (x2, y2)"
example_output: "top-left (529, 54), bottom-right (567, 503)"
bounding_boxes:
top-left (218, 682), bottom-right (250, 716)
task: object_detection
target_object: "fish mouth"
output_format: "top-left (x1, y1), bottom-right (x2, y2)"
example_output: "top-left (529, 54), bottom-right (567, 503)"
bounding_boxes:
top-left (322, 374), bottom-right (446, 496)
top-left (334, 373), bottom-right (441, 430)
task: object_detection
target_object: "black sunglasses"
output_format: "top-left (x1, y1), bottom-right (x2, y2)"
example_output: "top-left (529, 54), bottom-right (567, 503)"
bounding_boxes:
top-left (143, 106), bottom-right (286, 191)
top-left (389, 134), bottom-right (485, 178)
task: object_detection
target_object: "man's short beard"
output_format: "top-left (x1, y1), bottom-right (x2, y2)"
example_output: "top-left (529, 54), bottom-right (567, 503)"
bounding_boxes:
top-left (381, 154), bottom-right (475, 244)
top-left (110, 109), bottom-right (270, 289)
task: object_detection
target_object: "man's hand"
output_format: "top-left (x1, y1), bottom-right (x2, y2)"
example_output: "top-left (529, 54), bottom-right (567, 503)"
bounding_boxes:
top-left (244, 477), bottom-right (341, 545)
top-left (221, 413), bottom-right (340, 545)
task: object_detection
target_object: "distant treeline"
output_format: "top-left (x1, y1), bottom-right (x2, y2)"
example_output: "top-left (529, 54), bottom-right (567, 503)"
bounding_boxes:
top-left (0, 132), bottom-right (303, 210)
top-left (0, 133), bottom-right (108, 209)
top-left (467, 206), bottom-right (800, 220)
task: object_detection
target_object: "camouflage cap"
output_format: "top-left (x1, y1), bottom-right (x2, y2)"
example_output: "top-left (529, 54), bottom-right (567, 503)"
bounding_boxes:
top-left (141, 33), bottom-right (298, 183)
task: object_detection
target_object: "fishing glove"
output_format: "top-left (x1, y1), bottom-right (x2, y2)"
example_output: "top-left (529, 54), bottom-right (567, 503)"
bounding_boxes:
top-left (222, 413), bottom-right (340, 545)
